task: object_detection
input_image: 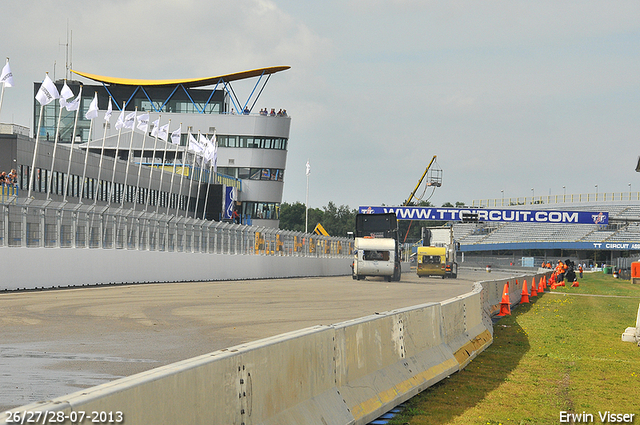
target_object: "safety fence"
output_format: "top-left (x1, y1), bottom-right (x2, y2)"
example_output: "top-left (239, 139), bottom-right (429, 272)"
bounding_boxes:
top-left (0, 183), bottom-right (18, 204)
top-left (0, 200), bottom-right (352, 258)
top-left (472, 191), bottom-right (640, 207)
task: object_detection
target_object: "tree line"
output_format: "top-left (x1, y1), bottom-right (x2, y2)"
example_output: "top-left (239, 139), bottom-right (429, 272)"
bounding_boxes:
top-left (278, 200), bottom-right (466, 242)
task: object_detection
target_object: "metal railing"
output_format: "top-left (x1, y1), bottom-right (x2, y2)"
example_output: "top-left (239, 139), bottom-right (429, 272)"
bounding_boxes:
top-left (472, 192), bottom-right (640, 207)
top-left (0, 200), bottom-right (353, 258)
top-left (1, 183), bottom-right (18, 204)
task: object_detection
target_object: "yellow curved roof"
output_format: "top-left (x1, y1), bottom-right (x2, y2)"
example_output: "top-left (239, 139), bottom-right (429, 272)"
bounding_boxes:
top-left (71, 66), bottom-right (290, 88)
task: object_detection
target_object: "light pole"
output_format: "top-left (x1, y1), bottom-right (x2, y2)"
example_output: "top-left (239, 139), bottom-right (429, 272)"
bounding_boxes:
top-left (629, 183), bottom-right (631, 200)
top-left (563, 185), bottom-right (566, 202)
top-left (531, 188), bottom-right (534, 204)
top-left (595, 184), bottom-right (598, 201)
top-left (501, 189), bottom-right (504, 206)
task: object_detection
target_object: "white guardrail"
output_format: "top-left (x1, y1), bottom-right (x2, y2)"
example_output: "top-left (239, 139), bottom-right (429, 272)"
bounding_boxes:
top-left (1, 271), bottom-right (551, 425)
top-left (0, 201), bottom-right (354, 289)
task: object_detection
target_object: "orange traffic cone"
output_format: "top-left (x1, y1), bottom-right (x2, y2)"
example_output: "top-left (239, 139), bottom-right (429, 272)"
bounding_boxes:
top-left (542, 275), bottom-right (548, 289)
top-left (496, 282), bottom-right (511, 316)
top-left (521, 279), bottom-right (530, 303)
top-left (530, 279), bottom-right (538, 297)
top-left (537, 277), bottom-right (544, 294)
top-left (571, 280), bottom-right (579, 287)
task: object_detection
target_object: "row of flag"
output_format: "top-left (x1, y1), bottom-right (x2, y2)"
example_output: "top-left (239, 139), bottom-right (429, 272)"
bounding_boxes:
top-left (32, 72), bottom-right (218, 159)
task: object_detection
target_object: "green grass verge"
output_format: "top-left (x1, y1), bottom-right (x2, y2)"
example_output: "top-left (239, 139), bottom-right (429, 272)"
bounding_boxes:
top-left (389, 272), bottom-right (640, 425)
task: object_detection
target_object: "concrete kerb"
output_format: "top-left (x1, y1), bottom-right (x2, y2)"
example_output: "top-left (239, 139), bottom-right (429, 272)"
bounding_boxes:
top-left (0, 272), bottom-right (545, 425)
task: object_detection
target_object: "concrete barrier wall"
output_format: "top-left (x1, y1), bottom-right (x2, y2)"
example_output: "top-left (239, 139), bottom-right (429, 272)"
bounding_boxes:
top-left (1, 272), bottom-right (546, 425)
top-left (0, 247), bottom-right (352, 290)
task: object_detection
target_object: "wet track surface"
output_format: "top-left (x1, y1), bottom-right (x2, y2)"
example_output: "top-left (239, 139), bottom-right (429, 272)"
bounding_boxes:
top-left (0, 268), bottom-right (511, 411)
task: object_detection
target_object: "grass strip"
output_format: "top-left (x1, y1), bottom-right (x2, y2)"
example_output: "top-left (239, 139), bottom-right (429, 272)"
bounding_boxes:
top-left (389, 272), bottom-right (640, 425)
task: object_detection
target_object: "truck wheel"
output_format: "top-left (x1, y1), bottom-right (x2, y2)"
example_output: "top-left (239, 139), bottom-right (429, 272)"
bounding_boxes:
top-left (441, 275), bottom-right (445, 279)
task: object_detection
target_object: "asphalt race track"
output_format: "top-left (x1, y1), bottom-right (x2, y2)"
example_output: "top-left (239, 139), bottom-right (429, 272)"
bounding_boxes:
top-left (0, 268), bottom-right (513, 411)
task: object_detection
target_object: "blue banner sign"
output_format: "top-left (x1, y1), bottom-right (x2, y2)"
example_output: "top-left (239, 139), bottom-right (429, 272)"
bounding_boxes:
top-left (358, 206), bottom-right (608, 225)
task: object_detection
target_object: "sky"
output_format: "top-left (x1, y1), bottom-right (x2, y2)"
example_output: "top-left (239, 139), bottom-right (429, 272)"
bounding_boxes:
top-left (1, 0), bottom-right (639, 210)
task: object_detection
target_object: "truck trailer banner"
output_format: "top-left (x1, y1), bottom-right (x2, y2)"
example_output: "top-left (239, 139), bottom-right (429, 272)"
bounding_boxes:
top-left (358, 206), bottom-right (608, 225)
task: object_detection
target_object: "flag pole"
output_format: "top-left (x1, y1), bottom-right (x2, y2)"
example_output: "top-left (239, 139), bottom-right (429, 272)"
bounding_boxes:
top-left (185, 131), bottom-right (200, 217)
top-left (133, 113), bottom-right (149, 208)
top-left (193, 134), bottom-right (206, 220)
top-left (79, 113), bottom-right (95, 202)
top-left (167, 123), bottom-right (182, 215)
top-left (0, 79), bottom-right (5, 118)
top-left (0, 59), bottom-right (7, 118)
top-left (305, 159), bottom-right (310, 233)
top-left (121, 107), bottom-right (138, 208)
top-left (46, 88), bottom-right (67, 199)
top-left (202, 132), bottom-right (217, 220)
top-left (145, 115), bottom-right (161, 212)
top-left (0, 58), bottom-right (10, 118)
top-left (156, 119), bottom-right (171, 214)
top-left (63, 86), bottom-right (83, 202)
top-left (28, 103), bottom-right (45, 199)
top-left (93, 96), bottom-right (111, 206)
top-left (175, 131), bottom-right (190, 217)
top-left (108, 102), bottom-right (126, 205)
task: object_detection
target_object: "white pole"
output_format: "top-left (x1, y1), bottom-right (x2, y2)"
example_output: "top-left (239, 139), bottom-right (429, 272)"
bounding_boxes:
top-left (134, 113), bottom-right (149, 208)
top-left (305, 159), bottom-right (310, 233)
top-left (93, 96), bottom-right (112, 205)
top-left (46, 97), bottom-right (66, 199)
top-left (28, 104), bottom-right (45, 199)
top-left (121, 107), bottom-right (138, 207)
top-left (166, 124), bottom-right (182, 215)
top-left (63, 86), bottom-right (83, 202)
top-left (194, 137), bottom-right (206, 220)
top-left (79, 114), bottom-right (95, 202)
top-left (0, 58), bottom-right (8, 118)
top-left (107, 102), bottom-right (126, 205)
top-left (185, 131), bottom-right (200, 217)
top-left (175, 133), bottom-right (189, 217)
top-left (156, 119), bottom-right (171, 214)
top-left (145, 116), bottom-right (161, 212)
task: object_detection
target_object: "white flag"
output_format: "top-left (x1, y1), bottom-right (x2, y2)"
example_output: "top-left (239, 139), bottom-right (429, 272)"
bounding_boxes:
top-left (150, 119), bottom-right (160, 136)
top-left (137, 113), bottom-right (149, 132)
top-left (123, 111), bottom-right (136, 129)
top-left (104, 98), bottom-right (113, 122)
top-left (170, 125), bottom-right (181, 145)
top-left (306, 160), bottom-right (310, 176)
top-left (212, 133), bottom-right (218, 173)
top-left (202, 134), bottom-right (215, 163)
top-left (60, 81), bottom-right (74, 100)
top-left (35, 74), bottom-right (60, 105)
top-left (188, 133), bottom-right (204, 153)
top-left (64, 93), bottom-right (81, 112)
top-left (151, 119), bottom-right (169, 141)
top-left (1, 61), bottom-right (13, 87)
top-left (115, 109), bottom-right (125, 130)
top-left (85, 93), bottom-right (99, 119)
top-left (59, 82), bottom-right (74, 109)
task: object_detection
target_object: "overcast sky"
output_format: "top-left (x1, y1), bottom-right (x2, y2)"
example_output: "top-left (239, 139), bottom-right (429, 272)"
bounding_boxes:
top-left (1, 1), bottom-right (639, 210)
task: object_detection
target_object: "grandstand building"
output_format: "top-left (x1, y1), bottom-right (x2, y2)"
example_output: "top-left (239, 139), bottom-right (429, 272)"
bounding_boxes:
top-left (454, 198), bottom-right (640, 269)
top-left (1, 66), bottom-right (290, 227)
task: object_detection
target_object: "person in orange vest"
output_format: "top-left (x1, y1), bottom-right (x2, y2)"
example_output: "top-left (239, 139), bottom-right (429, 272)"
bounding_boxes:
top-left (578, 264), bottom-right (583, 278)
top-left (556, 261), bottom-right (565, 284)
